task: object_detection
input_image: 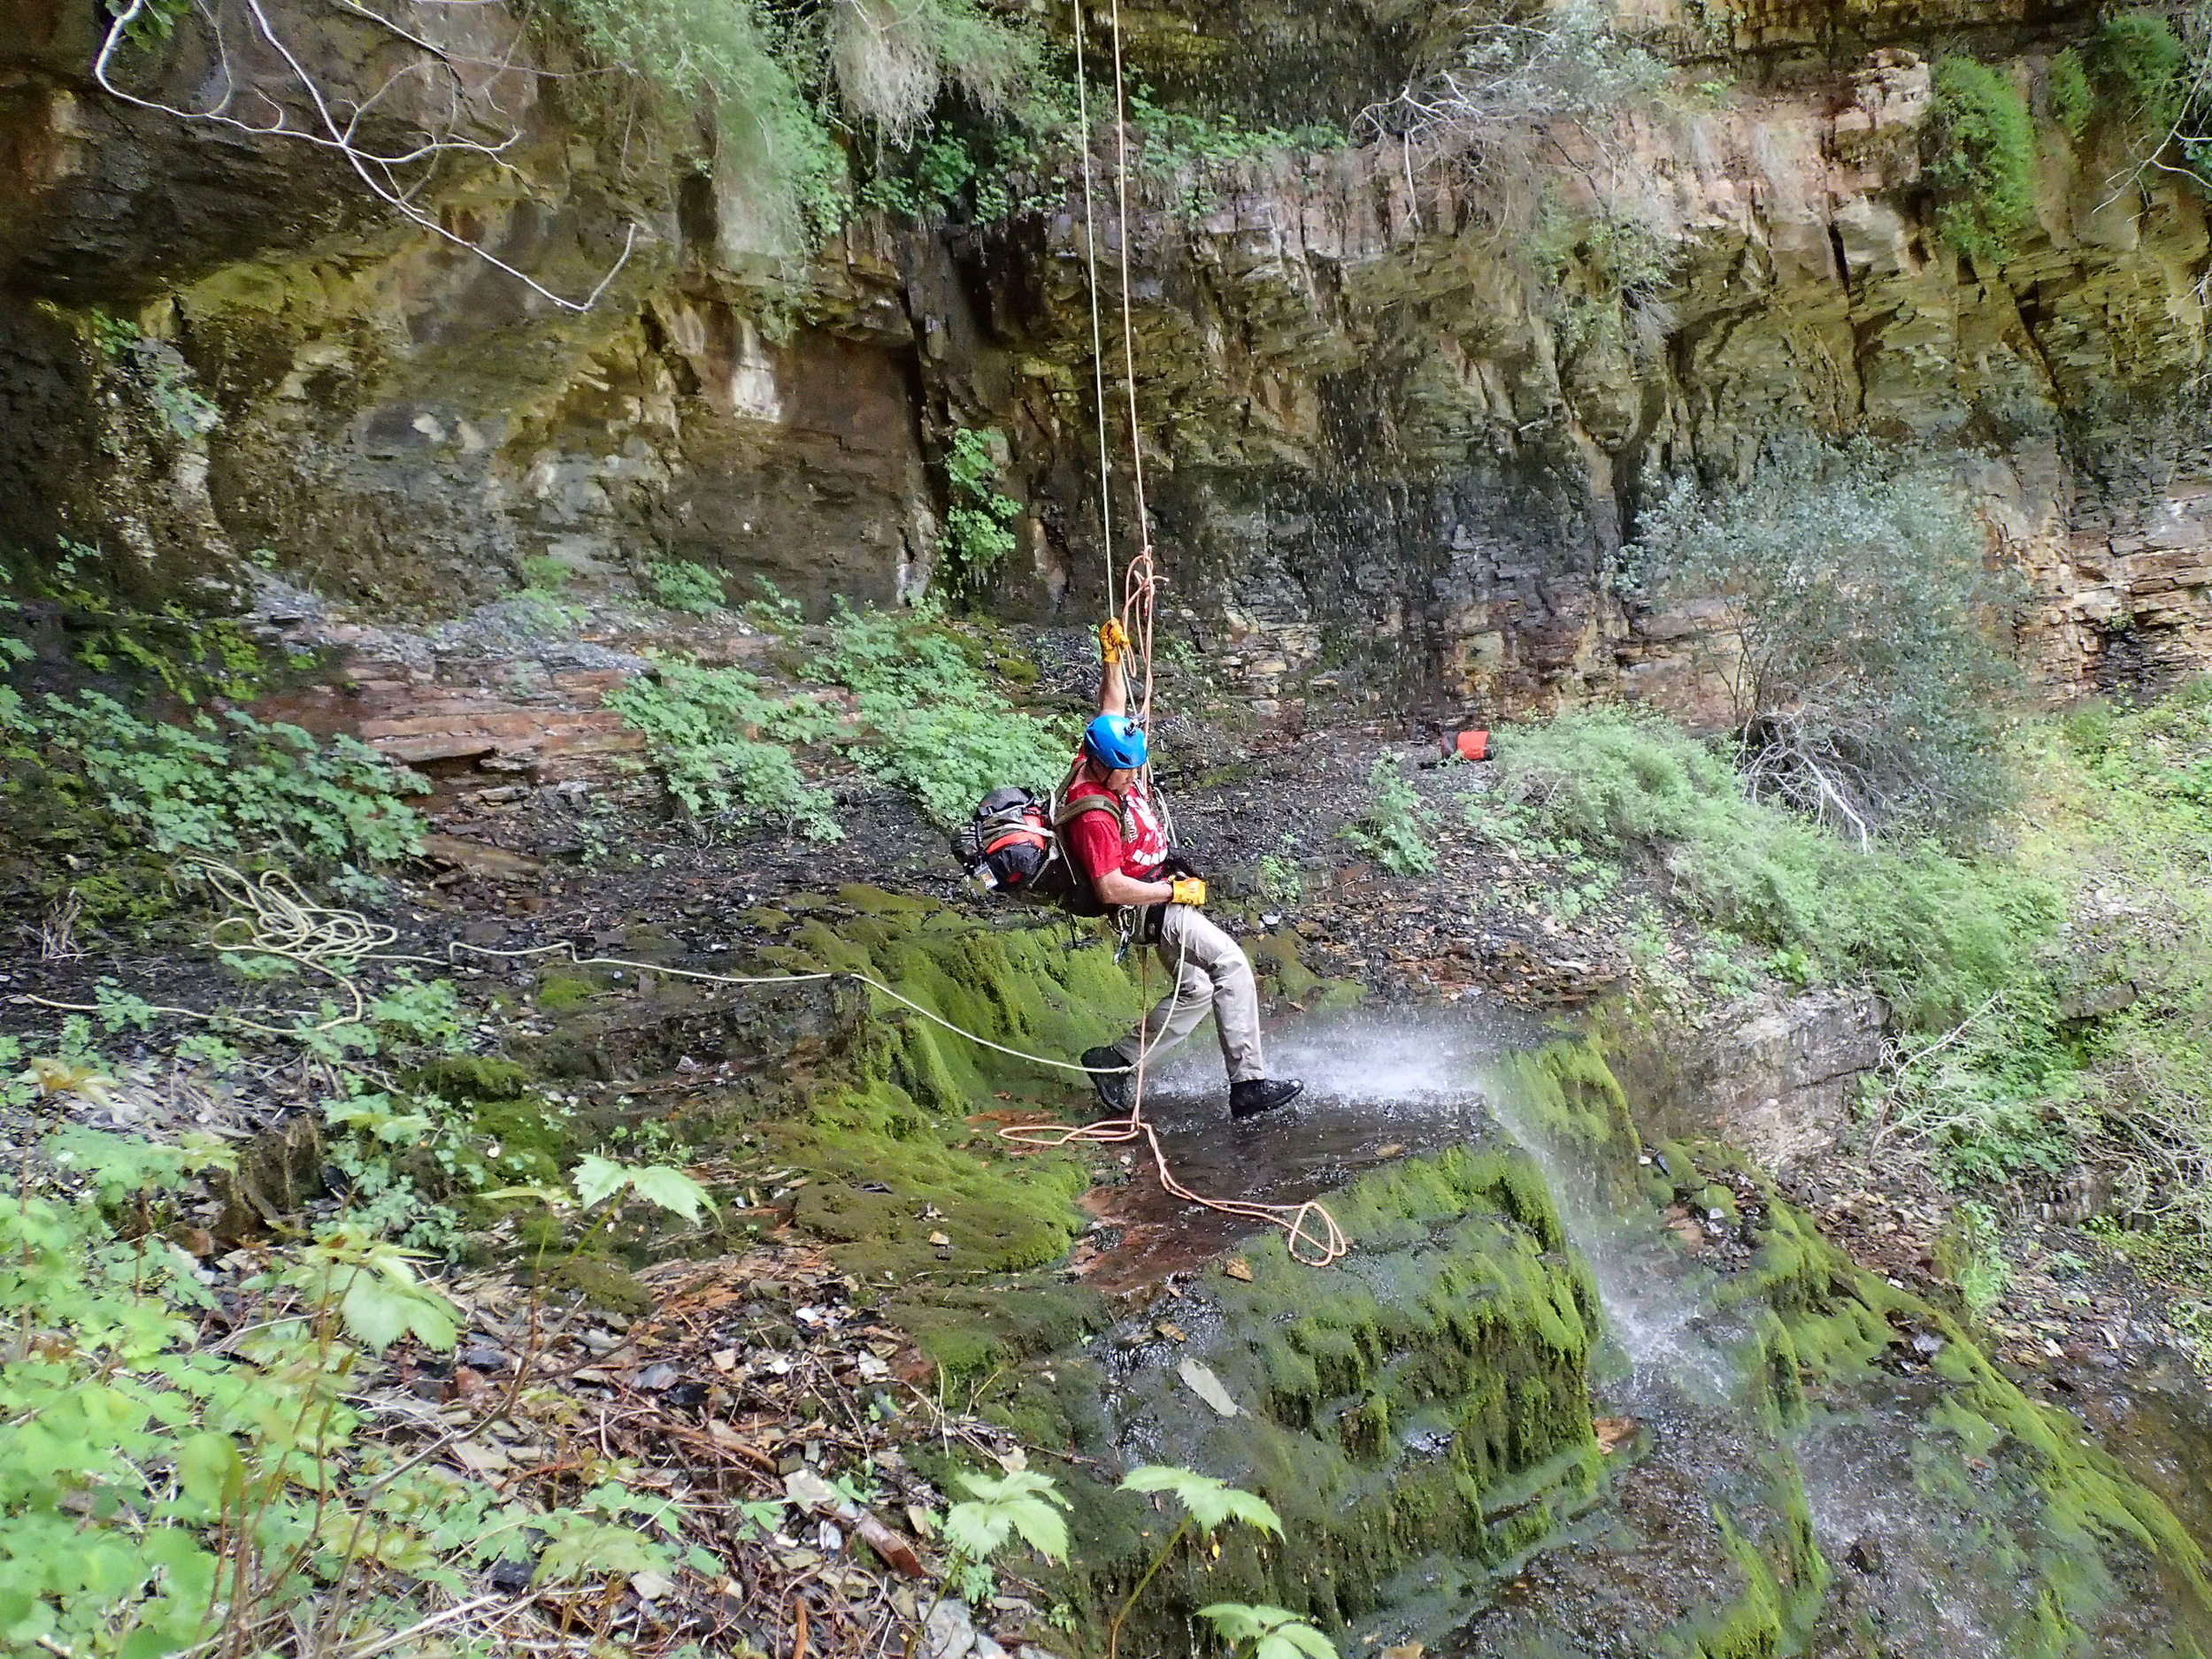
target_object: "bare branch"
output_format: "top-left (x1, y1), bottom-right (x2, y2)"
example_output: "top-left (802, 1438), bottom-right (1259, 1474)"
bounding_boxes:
top-left (94, 0), bottom-right (646, 313)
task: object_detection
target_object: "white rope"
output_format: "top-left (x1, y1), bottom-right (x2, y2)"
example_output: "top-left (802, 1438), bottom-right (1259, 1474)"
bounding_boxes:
top-left (33, 860), bottom-right (1123, 1077)
top-left (39, 847), bottom-right (1354, 1264)
top-left (1071, 0), bottom-right (1118, 611)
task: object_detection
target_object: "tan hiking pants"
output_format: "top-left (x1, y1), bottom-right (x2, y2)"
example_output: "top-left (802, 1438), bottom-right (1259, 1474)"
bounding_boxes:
top-left (1109, 903), bottom-right (1264, 1083)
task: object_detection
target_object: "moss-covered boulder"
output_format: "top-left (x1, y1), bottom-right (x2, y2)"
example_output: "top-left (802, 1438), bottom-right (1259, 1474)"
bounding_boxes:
top-left (1730, 1180), bottom-right (2212, 1655)
top-left (754, 887), bottom-right (1146, 1299)
top-left (974, 1141), bottom-right (1609, 1648)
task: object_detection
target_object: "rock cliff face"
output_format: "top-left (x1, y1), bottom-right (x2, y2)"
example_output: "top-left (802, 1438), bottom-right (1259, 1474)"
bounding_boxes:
top-left (4, 0), bottom-right (2210, 723)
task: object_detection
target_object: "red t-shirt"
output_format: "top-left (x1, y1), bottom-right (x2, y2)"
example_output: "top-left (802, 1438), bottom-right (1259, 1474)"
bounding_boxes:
top-left (1064, 774), bottom-right (1169, 893)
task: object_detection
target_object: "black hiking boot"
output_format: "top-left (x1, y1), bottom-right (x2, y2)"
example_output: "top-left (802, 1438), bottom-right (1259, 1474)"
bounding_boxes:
top-left (1229, 1078), bottom-right (1304, 1120)
top-left (1080, 1046), bottom-right (1133, 1114)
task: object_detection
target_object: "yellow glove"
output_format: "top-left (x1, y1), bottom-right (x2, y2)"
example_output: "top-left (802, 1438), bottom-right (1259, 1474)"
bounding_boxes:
top-left (1099, 617), bottom-right (1132, 664)
top-left (1170, 876), bottom-right (1207, 907)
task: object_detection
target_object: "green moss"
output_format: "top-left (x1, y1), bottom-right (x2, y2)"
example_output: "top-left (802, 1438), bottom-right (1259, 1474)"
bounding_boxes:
top-left (2092, 13), bottom-right (2185, 135)
top-left (1061, 1143), bottom-right (1604, 1645)
top-left (411, 1056), bottom-right (531, 1101)
top-left (550, 1256), bottom-right (654, 1317)
top-left (2048, 47), bottom-right (2093, 138)
top-left (1247, 930), bottom-right (1323, 1002)
top-left (1667, 1498), bottom-right (1826, 1659)
top-left (887, 1279), bottom-right (1107, 1390)
top-left (772, 1081), bottom-right (1093, 1282)
top-left (469, 1098), bottom-right (575, 1185)
top-left (738, 889), bottom-right (1143, 1288)
top-left (774, 886), bottom-right (1142, 1114)
top-left (1724, 1169), bottom-right (2212, 1647)
top-left (1489, 1040), bottom-right (1641, 1197)
top-left (535, 973), bottom-right (602, 1012)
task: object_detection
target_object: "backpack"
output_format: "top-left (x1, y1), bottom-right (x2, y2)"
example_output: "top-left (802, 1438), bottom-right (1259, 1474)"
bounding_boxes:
top-left (951, 786), bottom-right (1128, 918)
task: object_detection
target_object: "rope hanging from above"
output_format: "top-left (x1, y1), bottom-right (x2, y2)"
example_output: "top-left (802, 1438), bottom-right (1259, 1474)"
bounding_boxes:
top-left (995, 0), bottom-right (1348, 1270)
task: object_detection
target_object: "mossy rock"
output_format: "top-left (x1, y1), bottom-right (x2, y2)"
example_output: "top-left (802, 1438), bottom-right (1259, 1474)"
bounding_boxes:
top-left (772, 1082), bottom-right (1093, 1283)
top-left (535, 973), bottom-right (603, 1013)
top-left (1246, 929), bottom-right (1319, 1000)
top-left (1051, 1142), bottom-right (1604, 1646)
top-left (720, 890), bottom-right (1141, 1289)
top-left (469, 1096), bottom-right (578, 1185)
top-left (550, 1256), bottom-right (654, 1318)
top-left (887, 1279), bottom-right (1108, 1391)
top-left (1714, 1160), bottom-right (2212, 1652)
top-left (773, 887), bottom-right (1144, 1114)
top-left (410, 1055), bottom-right (531, 1101)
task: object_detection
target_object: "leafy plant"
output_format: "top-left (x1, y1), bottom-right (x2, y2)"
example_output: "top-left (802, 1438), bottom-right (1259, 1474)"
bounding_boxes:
top-left (545, 0), bottom-right (1033, 259)
top-left (0, 1117), bottom-right (684, 1657)
top-left (11, 690), bottom-right (425, 871)
top-left (805, 603), bottom-right (1064, 826)
top-left (544, 0), bottom-right (844, 257)
top-left (1630, 437), bottom-right (2021, 845)
top-left (1338, 757), bottom-right (1438, 876)
top-left (571, 1152), bottom-right (718, 1225)
top-left (603, 661), bottom-right (844, 842)
top-left (647, 559), bottom-right (727, 615)
top-left (1927, 56), bottom-right (2038, 267)
top-left (1943, 1199), bottom-right (2010, 1321)
top-left (1531, 198), bottom-right (1678, 360)
top-left (2048, 47), bottom-right (2093, 139)
top-left (1472, 710), bottom-right (2052, 1027)
top-left (940, 426), bottom-right (1021, 591)
top-left (830, 0), bottom-right (1036, 142)
top-left (1256, 848), bottom-right (1304, 908)
top-left (2091, 12), bottom-right (2186, 137)
top-left (941, 1469), bottom-right (1070, 1564)
top-left (519, 554), bottom-right (571, 593)
top-left (1106, 1466), bottom-right (1285, 1659)
top-left (1200, 1602), bottom-right (1339, 1659)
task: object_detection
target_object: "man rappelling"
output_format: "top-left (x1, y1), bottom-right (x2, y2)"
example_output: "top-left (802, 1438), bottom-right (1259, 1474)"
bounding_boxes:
top-left (1068, 619), bottom-right (1304, 1122)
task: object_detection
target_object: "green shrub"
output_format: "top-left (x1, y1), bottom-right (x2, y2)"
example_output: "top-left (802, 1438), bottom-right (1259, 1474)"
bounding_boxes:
top-left (545, 0), bottom-right (844, 253)
top-left (519, 554), bottom-right (570, 592)
top-left (603, 663), bottom-right (843, 841)
top-left (2048, 47), bottom-right (2093, 139)
top-left (646, 559), bottom-right (727, 615)
top-left (1339, 757), bottom-right (1438, 876)
top-left (7, 691), bottom-right (424, 869)
top-left (1944, 1198), bottom-right (2011, 1321)
top-left (805, 603), bottom-right (1064, 825)
top-left (1927, 56), bottom-right (2039, 266)
top-left (1878, 983), bottom-right (2093, 1187)
top-left (0, 1025), bottom-right (699, 1656)
top-left (1630, 437), bottom-right (2021, 845)
top-left (940, 426), bottom-right (1021, 593)
top-left (830, 0), bottom-right (1036, 141)
top-left (2092, 12), bottom-right (2186, 135)
top-left (1471, 710), bottom-right (2052, 1026)
top-left (543, 0), bottom-right (1035, 254)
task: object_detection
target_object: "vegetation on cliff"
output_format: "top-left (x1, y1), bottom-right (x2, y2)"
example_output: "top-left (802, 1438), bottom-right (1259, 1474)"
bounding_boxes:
top-left (1630, 438), bottom-right (2020, 846)
top-left (1927, 56), bottom-right (2039, 267)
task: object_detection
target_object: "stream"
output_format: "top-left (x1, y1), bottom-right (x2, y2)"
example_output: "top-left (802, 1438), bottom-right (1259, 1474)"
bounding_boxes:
top-left (1065, 1009), bottom-right (2212, 1656)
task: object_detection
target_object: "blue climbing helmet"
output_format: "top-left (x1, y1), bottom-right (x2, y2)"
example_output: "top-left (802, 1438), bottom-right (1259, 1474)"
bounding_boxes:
top-left (1081, 713), bottom-right (1148, 771)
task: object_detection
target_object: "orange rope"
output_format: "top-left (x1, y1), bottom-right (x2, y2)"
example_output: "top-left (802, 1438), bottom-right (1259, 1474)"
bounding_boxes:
top-left (995, 9), bottom-right (1347, 1271)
